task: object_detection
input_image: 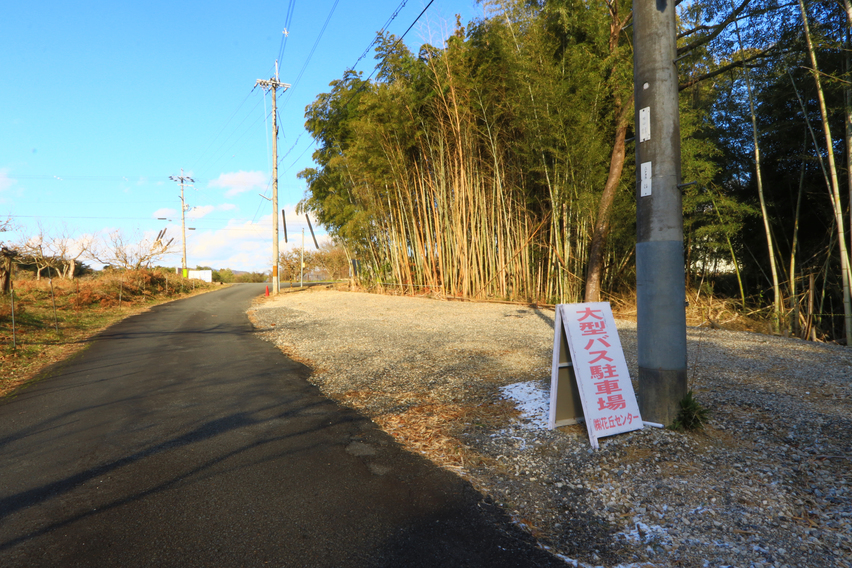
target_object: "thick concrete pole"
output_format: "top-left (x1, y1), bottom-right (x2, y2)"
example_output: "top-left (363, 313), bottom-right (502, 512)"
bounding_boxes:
top-left (633, 0), bottom-right (688, 425)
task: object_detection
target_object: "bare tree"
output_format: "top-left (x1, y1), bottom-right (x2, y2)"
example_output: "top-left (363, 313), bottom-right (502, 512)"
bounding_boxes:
top-left (0, 215), bottom-right (13, 240)
top-left (16, 225), bottom-right (60, 280)
top-left (90, 230), bottom-right (177, 270)
top-left (313, 242), bottom-right (350, 280)
top-left (279, 248), bottom-right (317, 283)
top-left (47, 226), bottom-right (93, 279)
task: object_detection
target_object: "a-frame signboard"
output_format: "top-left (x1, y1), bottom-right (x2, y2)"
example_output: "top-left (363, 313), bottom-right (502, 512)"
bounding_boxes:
top-left (549, 302), bottom-right (644, 449)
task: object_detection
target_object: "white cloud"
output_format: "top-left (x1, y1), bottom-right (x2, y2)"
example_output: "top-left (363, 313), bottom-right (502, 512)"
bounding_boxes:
top-left (177, 206), bottom-right (329, 272)
top-left (0, 169), bottom-right (17, 192)
top-left (209, 170), bottom-right (268, 197)
top-left (153, 207), bottom-right (177, 219)
top-left (188, 205), bottom-right (214, 219)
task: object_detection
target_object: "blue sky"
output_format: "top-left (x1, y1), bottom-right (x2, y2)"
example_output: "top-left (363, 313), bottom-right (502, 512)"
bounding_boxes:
top-left (1, 0), bottom-right (482, 272)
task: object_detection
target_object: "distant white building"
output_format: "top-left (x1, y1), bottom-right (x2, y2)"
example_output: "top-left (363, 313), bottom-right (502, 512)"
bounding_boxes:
top-left (187, 269), bottom-right (213, 283)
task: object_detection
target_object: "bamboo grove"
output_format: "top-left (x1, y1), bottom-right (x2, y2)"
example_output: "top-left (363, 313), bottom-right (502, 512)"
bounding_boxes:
top-left (298, 0), bottom-right (852, 343)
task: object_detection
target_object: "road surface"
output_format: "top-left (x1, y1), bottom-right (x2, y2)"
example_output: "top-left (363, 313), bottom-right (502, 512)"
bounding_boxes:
top-left (0, 284), bottom-right (563, 567)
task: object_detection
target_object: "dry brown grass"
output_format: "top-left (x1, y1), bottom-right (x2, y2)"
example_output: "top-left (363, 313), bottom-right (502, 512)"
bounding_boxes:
top-left (336, 389), bottom-right (520, 474)
top-left (604, 287), bottom-right (768, 333)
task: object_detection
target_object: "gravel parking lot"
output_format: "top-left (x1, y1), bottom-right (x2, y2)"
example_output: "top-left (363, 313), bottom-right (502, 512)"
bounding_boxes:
top-left (249, 287), bottom-right (852, 568)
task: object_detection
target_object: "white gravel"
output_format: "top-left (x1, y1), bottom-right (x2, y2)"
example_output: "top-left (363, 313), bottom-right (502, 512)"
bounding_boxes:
top-left (249, 287), bottom-right (852, 568)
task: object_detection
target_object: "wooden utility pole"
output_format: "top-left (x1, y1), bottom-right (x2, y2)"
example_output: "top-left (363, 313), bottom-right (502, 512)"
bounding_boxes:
top-left (633, 0), bottom-right (688, 425)
top-left (256, 62), bottom-right (290, 295)
top-left (169, 169), bottom-right (195, 277)
top-left (299, 227), bottom-right (305, 288)
top-left (0, 246), bottom-right (17, 293)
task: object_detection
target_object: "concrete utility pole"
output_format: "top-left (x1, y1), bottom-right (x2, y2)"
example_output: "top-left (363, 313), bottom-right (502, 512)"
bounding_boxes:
top-left (255, 62), bottom-right (291, 295)
top-left (633, 0), bottom-right (688, 425)
top-left (169, 169), bottom-right (195, 278)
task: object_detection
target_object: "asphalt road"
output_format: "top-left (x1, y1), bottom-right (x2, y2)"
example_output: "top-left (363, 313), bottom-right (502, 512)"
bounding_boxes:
top-left (0, 284), bottom-right (564, 568)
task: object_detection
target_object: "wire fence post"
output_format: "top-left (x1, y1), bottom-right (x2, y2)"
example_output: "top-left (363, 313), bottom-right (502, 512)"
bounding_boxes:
top-left (10, 264), bottom-right (16, 350)
top-left (49, 277), bottom-right (59, 333)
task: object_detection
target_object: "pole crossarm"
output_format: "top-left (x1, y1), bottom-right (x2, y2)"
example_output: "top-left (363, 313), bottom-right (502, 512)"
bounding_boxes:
top-left (255, 78), bottom-right (291, 92)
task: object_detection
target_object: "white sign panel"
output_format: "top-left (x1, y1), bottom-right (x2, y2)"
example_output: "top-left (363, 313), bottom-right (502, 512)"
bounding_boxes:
top-left (549, 302), bottom-right (643, 449)
top-left (639, 107), bottom-right (651, 142)
top-left (187, 269), bottom-right (213, 283)
top-left (640, 162), bottom-right (652, 197)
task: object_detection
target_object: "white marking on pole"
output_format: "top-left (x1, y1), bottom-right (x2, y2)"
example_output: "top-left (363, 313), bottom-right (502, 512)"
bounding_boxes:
top-left (639, 107), bottom-right (651, 142)
top-left (640, 162), bottom-right (652, 196)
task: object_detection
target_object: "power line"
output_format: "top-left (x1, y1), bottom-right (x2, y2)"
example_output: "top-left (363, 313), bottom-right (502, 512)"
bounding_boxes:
top-left (4, 214), bottom-right (294, 234)
top-left (7, 214), bottom-right (191, 221)
top-left (9, 175), bottom-right (185, 183)
top-left (192, 96), bottom-right (268, 180)
top-left (278, 0), bottom-right (341, 113)
top-left (277, 0), bottom-right (297, 64)
top-left (284, 140), bottom-right (316, 172)
top-left (197, 0), bottom-right (430, 193)
top-left (188, 86), bottom-right (256, 174)
top-left (336, 0), bottom-right (436, 114)
top-left (278, 132), bottom-right (305, 166)
top-left (366, 0), bottom-right (434, 83)
top-left (347, 0), bottom-right (409, 73)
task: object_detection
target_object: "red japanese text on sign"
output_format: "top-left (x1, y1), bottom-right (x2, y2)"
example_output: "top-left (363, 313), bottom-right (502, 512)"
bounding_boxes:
top-left (552, 302), bottom-right (643, 448)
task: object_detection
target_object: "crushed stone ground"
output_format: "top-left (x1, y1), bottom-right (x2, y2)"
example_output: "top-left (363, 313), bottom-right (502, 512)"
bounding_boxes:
top-left (249, 288), bottom-right (852, 568)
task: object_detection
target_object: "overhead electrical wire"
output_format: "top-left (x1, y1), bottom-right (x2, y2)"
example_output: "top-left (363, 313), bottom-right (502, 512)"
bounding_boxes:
top-left (188, 0), bottom-right (294, 182)
top-left (277, 0), bottom-right (341, 112)
top-left (277, 0), bottom-right (297, 64)
top-left (5, 213), bottom-right (286, 235)
top-left (264, 90), bottom-right (272, 177)
top-left (11, 1), bottom-right (438, 224)
top-left (254, 0), bottom-right (435, 226)
top-left (269, 0), bottom-right (433, 185)
top-left (361, 0), bottom-right (434, 85)
top-left (347, 0), bottom-right (409, 73)
top-left (10, 175), bottom-right (179, 183)
top-left (188, 87), bottom-right (256, 174)
top-left (249, 0), bottom-right (339, 230)
top-left (278, 132), bottom-right (305, 166)
top-left (193, 101), bottom-right (271, 181)
top-left (331, 0), bottom-right (436, 128)
top-left (284, 140), bottom-right (316, 172)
